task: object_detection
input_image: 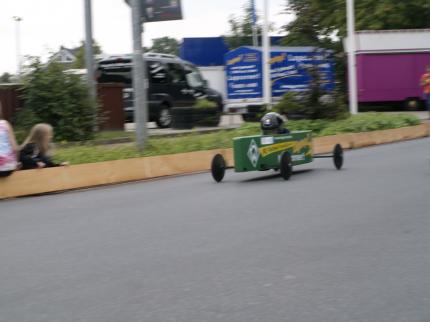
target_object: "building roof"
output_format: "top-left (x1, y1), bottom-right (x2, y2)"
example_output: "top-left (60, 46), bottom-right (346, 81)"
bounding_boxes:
top-left (240, 46), bottom-right (328, 53)
top-left (344, 29), bottom-right (430, 54)
top-left (49, 46), bottom-right (80, 64)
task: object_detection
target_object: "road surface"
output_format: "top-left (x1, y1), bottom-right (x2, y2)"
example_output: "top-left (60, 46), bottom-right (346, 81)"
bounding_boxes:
top-left (1, 138), bottom-right (430, 322)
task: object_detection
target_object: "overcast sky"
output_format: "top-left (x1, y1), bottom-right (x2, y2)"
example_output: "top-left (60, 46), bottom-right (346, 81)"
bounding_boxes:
top-left (0, 0), bottom-right (293, 75)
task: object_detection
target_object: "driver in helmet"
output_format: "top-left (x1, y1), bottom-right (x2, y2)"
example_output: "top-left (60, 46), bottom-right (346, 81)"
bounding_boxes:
top-left (260, 112), bottom-right (290, 135)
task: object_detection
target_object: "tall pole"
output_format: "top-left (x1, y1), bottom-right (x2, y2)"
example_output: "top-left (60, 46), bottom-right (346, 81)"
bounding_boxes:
top-left (262, 0), bottom-right (271, 108)
top-left (131, 0), bottom-right (148, 150)
top-left (84, 0), bottom-right (97, 101)
top-left (13, 16), bottom-right (22, 80)
top-left (251, 0), bottom-right (258, 47)
top-left (347, 0), bottom-right (358, 115)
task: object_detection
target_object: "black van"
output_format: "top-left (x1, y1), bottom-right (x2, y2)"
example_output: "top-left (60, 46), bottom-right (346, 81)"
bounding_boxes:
top-left (96, 53), bottom-right (223, 128)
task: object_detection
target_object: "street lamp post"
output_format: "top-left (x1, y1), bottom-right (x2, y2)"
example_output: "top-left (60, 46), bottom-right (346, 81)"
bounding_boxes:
top-left (262, 0), bottom-right (271, 109)
top-left (84, 0), bottom-right (97, 101)
top-left (130, 0), bottom-right (148, 150)
top-left (346, 0), bottom-right (358, 115)
top-left (12, 16), bottom-right (22, 79)
top-left (251, 0), bottom-right (258, 47)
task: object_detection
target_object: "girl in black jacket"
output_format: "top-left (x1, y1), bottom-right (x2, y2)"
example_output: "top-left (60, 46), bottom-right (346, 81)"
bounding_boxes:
top-left (19, 123), bottom-right (68, 170)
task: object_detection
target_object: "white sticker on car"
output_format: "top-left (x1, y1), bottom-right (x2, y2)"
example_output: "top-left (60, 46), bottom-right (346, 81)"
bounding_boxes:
top-left (261, 137), bottom-right (274, 145)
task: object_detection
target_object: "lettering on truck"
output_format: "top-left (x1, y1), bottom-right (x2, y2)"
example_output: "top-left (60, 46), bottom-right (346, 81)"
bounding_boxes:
top-left (227, 55), bottom-right (243, 66)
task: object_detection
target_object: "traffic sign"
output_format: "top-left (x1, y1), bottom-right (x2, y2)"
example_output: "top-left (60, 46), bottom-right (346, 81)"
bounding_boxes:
top-left (125, 0), bottom-right (183, 23)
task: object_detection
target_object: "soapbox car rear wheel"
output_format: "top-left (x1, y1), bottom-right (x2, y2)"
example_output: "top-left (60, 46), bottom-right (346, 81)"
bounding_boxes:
top-left (280, 152), bottom-right (293, 180)
top-left (333, 144), bottom-right (344, 170)
top-left (211, 154), bottom-right (226, 182)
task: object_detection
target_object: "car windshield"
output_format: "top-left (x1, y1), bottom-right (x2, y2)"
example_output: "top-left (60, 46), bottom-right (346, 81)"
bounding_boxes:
top-left (184, 64), bottom-right (205, 88)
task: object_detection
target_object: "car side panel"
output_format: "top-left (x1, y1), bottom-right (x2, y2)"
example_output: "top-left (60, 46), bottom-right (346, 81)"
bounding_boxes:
top-left (233, 131), bottom-right (313, 172)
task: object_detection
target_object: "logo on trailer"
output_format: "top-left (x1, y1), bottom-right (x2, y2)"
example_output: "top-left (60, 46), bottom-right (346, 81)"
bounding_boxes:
top-left (247, 139), bottom-right (260, 167)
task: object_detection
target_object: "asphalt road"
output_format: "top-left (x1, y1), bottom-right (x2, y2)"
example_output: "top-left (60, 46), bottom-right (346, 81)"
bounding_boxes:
top-left (1, 138), bottom-right (430, 322)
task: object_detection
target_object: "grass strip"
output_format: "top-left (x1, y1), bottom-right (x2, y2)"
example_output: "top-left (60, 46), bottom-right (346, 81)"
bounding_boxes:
top-left (54, 113), bottom-right (421, 165)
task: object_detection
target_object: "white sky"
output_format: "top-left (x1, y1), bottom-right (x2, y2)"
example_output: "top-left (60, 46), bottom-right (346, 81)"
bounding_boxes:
top-left (0, 0), bottom-right (293, 74)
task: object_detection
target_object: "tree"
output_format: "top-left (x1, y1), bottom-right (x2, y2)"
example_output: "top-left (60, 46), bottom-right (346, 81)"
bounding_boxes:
top-left (149, 37), bottom-right (180, 56)
top-left (282, 0), bottom-right (430, 95)
top-left (283, 0), bottom-right (430, 43)
top-left (225, 0), bottom-right (262, 49)
top-left (16, 59), bottom-right (97, 141)
top-left (281, 1), bottom-right (322, 47)
top-left (0, 72), bottom-right (12, 83)
top-left (273, 66), bottom-right (347, 120)
top-left (72, 40), bottom-right (103, 69)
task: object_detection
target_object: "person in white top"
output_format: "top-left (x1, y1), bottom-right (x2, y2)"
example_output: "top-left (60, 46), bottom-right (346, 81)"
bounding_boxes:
top-left (0, 102), bottom-right (18, 177)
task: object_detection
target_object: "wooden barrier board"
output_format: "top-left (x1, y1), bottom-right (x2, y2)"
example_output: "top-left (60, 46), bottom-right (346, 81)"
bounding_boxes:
top-left (1, 124), bottom-right (429, 199)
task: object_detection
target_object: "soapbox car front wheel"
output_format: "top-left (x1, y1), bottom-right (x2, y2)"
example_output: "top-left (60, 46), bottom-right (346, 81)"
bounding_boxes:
top-left (280, 152), bottom-right (293, 180)
top-left (333, 144), bottom-right (344, 170)
top-left (211, 154), bottom-right (226, 183)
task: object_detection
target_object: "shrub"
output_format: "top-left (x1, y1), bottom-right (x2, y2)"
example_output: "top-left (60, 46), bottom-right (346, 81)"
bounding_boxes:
top-left (272, 66), bottom-right (347, 120)
top-left (318, 113), bottom-right (420, 136)
top-left (272, 92), bottom-right (304, 119)
top-left (241, 112), bottom-right (420, 137)
top-left (15, 59), bottom-right (98, 141)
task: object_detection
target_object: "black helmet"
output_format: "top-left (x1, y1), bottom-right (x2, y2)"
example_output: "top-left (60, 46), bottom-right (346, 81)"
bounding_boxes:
top-left (260, 112), bottom-right (287, 134)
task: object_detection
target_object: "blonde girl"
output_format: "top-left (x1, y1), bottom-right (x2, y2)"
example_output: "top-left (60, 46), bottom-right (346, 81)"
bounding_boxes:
top-left (19, 123), bottom-right (67, 170)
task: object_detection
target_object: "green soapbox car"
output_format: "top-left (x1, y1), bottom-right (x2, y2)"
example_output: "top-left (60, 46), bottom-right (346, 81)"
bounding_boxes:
top-left (211, 130), bottom-right (343, 182)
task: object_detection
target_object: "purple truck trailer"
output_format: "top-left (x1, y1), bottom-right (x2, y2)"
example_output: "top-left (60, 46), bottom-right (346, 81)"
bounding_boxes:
top-left (345, 29), bottom-right (430, 108)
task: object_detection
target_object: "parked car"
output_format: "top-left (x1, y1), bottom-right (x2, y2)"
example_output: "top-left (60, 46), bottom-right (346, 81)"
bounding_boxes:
top-left (96, 53), bottom-right (223, 128)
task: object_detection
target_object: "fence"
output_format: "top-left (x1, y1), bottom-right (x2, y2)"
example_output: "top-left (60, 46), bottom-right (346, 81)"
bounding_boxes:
top-left (0, 83), bottom-right (124, 130)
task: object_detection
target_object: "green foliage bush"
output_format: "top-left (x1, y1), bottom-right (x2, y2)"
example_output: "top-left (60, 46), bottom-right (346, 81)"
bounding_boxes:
top-left (317, 113), bottom-right (421, 136)
top-left (271, 92), bottom-right (304, 118)
top-left (272, 65), bottom-right (348, 120)
top-left (241, 113), bottom-right (420, 136)
top-left (15, 59), bottom-right (97, 141)
top-left (273, 90), bottom-right (348, 120)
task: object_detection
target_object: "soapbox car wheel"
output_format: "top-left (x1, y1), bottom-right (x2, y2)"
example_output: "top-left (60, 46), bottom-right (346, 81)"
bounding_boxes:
top-left (211, 154), bottom-right (226, 182)
top-left (280, 152), bottom-right (293, 180)
top-left (333, 144), bottom-right (343, 170)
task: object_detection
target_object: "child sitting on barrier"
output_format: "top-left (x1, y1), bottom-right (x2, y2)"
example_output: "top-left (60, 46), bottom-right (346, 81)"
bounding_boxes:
top-left (0, 102), bottom-right (18, 177)
top-left (19, 123), bottom-right (68, 170)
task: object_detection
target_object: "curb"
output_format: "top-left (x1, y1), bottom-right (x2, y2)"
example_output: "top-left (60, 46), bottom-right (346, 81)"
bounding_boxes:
top-left (313, 123), bottom-right (430, 154)
top-left (0, 149), bottom-right (233, 200)
top-left (1, 123), bottom-right (429, 200)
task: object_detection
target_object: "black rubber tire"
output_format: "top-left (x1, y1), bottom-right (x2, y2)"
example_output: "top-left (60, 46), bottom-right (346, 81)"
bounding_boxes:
top-left (333, 144), bottom-right (344, 170)
top-left (211, 154), bottom-right (226, 183)
top-left (280, 152), bottom-right (292, 180)
top-left (404, 98), bottom-right (423, 111)
top-left (156, 104), bottom-right (172, 128)
top-left (193, 108), bottom-right (221, 127)
top-left (171, 107), bottom-right (194, 129)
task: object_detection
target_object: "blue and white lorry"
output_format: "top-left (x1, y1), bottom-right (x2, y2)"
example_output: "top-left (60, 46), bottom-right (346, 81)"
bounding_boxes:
top-left (225, 46), bottom-right (335, 115)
